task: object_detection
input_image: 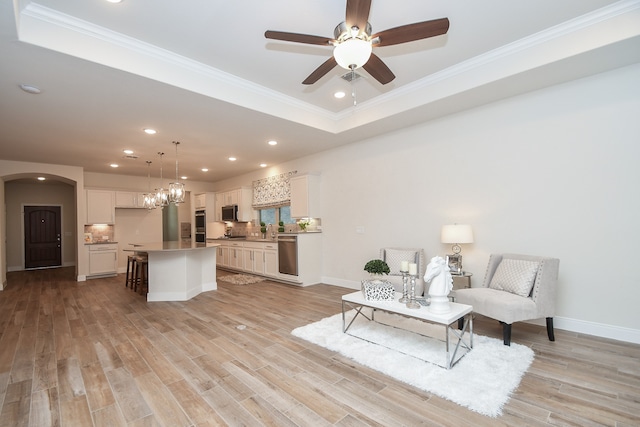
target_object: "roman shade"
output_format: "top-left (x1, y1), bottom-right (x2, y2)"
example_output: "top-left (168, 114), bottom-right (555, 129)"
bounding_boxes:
top-left (252, 170), bottom-right (297, 208)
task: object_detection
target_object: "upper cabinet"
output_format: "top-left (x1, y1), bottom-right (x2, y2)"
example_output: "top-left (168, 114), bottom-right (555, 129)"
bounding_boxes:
top-left (214, 193), bottom-right (225, 221)
top-left (86, 189), bottom-right (115, 224)
top-left (115, 191), bottom-right (145, 208)
top-left (194, 193), bottom-right (206, 209)
top-left (290, 174), bottom-right (320, 219)
top-left (215, 187), bottom-right (253, 222)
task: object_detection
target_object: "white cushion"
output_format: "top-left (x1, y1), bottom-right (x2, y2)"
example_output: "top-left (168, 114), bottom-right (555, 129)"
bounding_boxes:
top-left (489, 259), bottom-right (539, 297)
top-left (383, 249), bottom-right (418, 275)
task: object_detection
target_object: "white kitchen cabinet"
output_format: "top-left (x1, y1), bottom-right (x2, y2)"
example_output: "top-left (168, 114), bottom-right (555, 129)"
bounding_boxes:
top-left (86, 189), bottom-right (115, 224)
top-left (242, 246), bottom-right (261, 274)
top-left (263, 243), bottom-right (278, 277)
top-left (214, 187), bottom-right (254, 222)
top-left (290, 174), bottom-right (321, 219)
top-left (217, 240), bottom-right (278, 278)
top-left (243, 241), bottom-right (277, 276)
top-left (214, 193), bottom-right (225, 221)
top-left (216, 245), bottom-right (229, 267)
top-left (194, 193), bottom-right (206, 209)
top-left (115, 191), bottom-right (145, 208)
top-left (227, 241), bottom-right (243, 269)
top-left (87, 243), bottom-right (118, 277)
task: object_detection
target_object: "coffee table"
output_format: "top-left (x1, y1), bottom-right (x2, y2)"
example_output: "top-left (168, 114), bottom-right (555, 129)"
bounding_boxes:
top-left (341, 291), bottom-right (473, 369)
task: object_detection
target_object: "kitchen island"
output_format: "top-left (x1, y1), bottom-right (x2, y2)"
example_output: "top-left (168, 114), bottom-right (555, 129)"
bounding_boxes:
top-left (126, 241), bottom-right (220, 302)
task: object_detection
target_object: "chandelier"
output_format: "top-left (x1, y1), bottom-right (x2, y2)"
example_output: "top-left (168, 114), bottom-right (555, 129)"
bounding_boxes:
top-left (168, 141), bottom-right (185, 204)
top-left (142, 160), bottom-right (157, 210)
top-left (154, 152), bottom-right (169, 207)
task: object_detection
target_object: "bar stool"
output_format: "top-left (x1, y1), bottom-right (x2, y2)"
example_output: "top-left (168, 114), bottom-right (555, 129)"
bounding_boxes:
top-left (134, 253), bottom-right (149, 295)
top-left (125, 255), bottom-right (137, 289)
top-left (136, 258), bottom-right (149, 295)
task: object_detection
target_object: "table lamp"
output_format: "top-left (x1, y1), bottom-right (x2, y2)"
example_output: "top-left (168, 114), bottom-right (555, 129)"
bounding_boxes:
top-left (441, 224), bottom-right (474, 275)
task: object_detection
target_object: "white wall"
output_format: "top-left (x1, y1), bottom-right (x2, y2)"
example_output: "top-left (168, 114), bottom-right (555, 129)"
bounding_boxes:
top-left (1, 64), bottom-right (638, 343)
top-left (215, 64), bottom-right (640, 342)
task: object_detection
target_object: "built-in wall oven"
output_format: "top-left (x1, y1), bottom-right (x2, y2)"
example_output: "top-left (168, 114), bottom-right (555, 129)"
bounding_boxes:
top-left (195, 210), bottom-right (206, 243)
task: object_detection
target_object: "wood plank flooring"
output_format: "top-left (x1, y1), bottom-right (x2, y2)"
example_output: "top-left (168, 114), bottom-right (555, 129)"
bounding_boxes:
top-left (0, 267), bottom-right (638, 426)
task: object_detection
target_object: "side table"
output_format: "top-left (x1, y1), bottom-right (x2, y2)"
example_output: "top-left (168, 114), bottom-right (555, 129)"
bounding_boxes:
top-left (449, 272), bottom-right (472, 301)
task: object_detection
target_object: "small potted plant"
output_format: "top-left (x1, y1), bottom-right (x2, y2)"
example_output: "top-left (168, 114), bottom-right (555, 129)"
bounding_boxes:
top-left (278, 221), bottom-right (285, 233)
top-left (364, 259), bottom-right (390, 277)
top-left (260, 222), bottom-right (267, 239)
top-left (297, 219), bottom-right (310, 232)
top-left (362, 259), bottom-right (394, 301)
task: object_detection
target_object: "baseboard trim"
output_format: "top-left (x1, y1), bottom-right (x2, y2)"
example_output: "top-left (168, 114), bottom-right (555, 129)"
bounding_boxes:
top-left (321, 276), bottom-right (640, 345)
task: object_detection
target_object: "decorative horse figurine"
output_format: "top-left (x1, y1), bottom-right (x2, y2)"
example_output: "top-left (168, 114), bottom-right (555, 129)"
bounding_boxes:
top-left (424, 256), bottom-right (453, 314)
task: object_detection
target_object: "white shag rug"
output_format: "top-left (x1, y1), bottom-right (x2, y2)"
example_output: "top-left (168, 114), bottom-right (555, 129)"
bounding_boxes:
top-left (218, 274), bottom-right (265, 285)
top-left (292, 310), bottom-right (534, 417)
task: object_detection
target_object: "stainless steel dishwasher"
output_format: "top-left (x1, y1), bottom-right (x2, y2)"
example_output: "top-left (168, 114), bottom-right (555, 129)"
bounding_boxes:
top-left (278, 235), bottom-right (298, 276)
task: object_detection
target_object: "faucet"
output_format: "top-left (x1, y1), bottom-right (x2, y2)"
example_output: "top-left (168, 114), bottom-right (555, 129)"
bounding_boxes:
top-left (268, 224), bottom-right (276, 240)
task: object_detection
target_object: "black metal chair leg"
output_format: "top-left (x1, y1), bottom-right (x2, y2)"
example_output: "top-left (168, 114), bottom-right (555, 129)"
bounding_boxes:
top-left (546, 317), bottom-right (555, 341)
top-left (501, 322), bottom-right (512, 346)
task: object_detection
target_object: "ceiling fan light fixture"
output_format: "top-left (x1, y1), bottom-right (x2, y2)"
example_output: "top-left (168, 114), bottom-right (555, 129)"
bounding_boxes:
top-left (333, 38), bottom-right (371, 70)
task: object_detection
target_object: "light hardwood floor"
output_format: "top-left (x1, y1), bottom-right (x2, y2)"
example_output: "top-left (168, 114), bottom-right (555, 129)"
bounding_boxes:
top-left (0, 267), bottom-right (638, 426)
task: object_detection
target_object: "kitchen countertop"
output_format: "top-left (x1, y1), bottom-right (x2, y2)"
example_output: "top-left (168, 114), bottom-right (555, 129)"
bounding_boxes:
top-left (85, 241), bottom-right (118, 245)
top-left (124, 241), bottom-right (219, 252)
top-left (207, 231), bottom-right (321, 242)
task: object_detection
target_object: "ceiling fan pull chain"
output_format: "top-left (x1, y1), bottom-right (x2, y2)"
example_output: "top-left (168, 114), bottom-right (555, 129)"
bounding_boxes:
top-left (351, 67), bottom-right (357, 106)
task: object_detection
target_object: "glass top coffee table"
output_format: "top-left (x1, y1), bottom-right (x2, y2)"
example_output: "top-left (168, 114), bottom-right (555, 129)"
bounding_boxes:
top-left (342, 291), bottom-right (473, 369)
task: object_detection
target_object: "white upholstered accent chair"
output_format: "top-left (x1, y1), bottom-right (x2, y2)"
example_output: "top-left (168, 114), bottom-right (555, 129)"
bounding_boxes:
top-left (454, 253), bottom-right (559, 346)
top-left (379, 248), bottom-right (427, 296)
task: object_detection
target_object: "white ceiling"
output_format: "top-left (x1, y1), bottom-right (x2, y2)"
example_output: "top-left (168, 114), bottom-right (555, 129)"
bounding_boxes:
top-left (1, 0), bottom-right (639, 183)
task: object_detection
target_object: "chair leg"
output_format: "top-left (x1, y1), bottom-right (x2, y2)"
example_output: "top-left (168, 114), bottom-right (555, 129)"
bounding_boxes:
top-left (500, 322), bottom-right (512, 346)
top-left (546, 317), bottom-right (555, 341)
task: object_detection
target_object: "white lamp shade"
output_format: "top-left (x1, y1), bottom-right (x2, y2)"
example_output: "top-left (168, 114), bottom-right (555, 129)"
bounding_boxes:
top-left (441, 224), bottom-right (474, 244)
top-left (333, 38), bottom-right (372, 70)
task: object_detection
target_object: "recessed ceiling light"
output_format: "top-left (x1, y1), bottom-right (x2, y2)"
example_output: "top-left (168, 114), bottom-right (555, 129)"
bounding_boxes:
top-left (334, 91), bottom-right (346, 99)
top-left (110, 164), bottom-right (119, 168)
top-left (19, 84), bottom-right (41, 94)
top-left (143, 128), bottom-right (156, 135)
top-left (37, 176), bottom-right (46, 181)
top-left (268, 140), bottom-right (278, 146)
top-left (201, 168), bottom-right (208, 172)
top-left (228, 157), bottom-right (237, 161)
top-left (123, 149), bottom-right (134, 155)
top-left (260, 163), bottom-right (267, 168)
top-left (105, 0), bottom-right (123, 3)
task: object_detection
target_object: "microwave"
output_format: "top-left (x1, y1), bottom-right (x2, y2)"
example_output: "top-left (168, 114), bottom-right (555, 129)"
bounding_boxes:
top-left (221, 205), bottom-right (238, 222)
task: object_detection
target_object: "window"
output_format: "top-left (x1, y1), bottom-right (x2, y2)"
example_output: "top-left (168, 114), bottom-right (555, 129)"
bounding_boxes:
top-left (259, 205), bottom-right (294, 226)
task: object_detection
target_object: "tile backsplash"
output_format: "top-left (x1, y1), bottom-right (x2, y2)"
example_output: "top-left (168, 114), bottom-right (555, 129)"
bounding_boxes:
top-left (84, 224), bottom-right (114, 243)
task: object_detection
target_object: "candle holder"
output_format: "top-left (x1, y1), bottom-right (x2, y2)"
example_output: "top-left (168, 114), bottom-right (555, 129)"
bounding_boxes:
top-left (399, 270), bottom-right (409, 303)
top-left (406, 274), bottom-right (421, 309)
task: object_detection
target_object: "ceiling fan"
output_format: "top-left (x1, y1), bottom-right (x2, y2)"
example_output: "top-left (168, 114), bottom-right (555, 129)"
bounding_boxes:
top-left (264, 0), bottom-right (449, 85)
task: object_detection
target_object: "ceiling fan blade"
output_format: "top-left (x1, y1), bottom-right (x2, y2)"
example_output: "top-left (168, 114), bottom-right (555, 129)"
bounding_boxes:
top-left (362, 53), bottom-right (395, 85)
top-left (302, 56), bottom-right (338, 85)
top-left (265, 30), bottom-right (334, 46)
top-left (345, 0), bottom-right (372, 31)
top-left (372, 18), bottom-right (450, 47)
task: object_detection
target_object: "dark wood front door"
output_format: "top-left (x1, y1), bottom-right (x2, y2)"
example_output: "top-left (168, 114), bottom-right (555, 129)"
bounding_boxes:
top-left (24, 206), bottom-right (62, 269)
